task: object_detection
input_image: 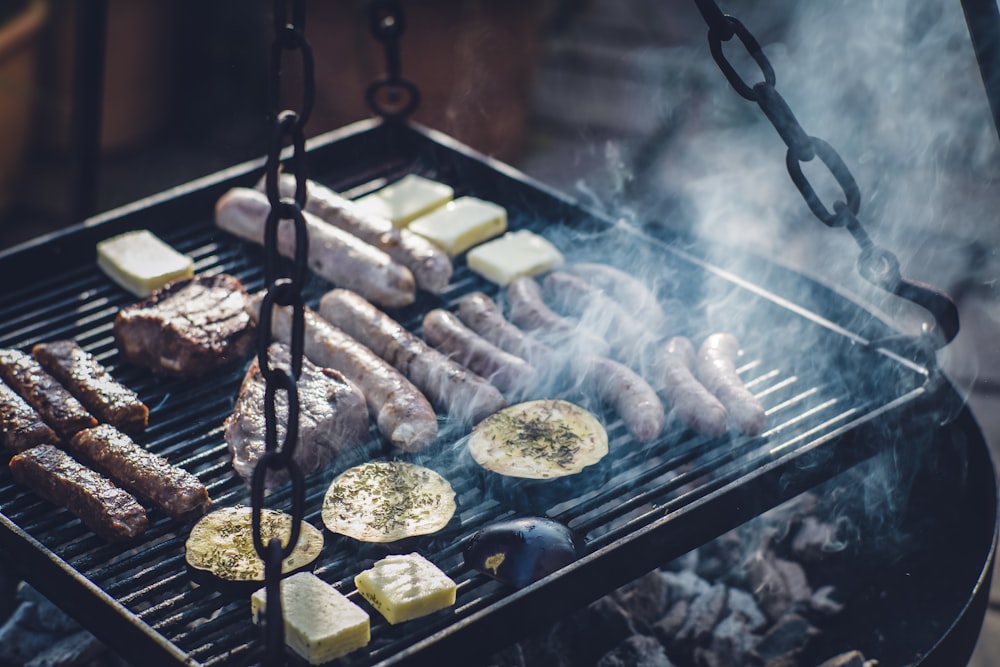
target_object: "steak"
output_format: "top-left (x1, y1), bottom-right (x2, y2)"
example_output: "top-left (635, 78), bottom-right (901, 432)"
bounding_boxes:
top-left (113, 273), bottom-right (255, 377)
top-left (225, 342), bottom-right (370, 489)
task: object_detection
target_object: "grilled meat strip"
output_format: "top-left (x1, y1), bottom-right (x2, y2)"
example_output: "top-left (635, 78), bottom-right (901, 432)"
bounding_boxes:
top-left (696, 333), bottom-right (766, 436)
top-left (9, 444), bottom-right (148, 541)
top-left (250, 295), bottom-right (438, 452)
top-left (215, 187), bottom-right (417, 307)
top-left (319, 288), bottom-right (507, 425)
top-left (32, 340), bottom-right (148, 433)
top-left (69, 424), bottom-right (211, 518)
top-left (226, 342), bottom-right (369, 488)
top-left (113, 273), bottom-right (255, 378)
top-left (0, 380), bottom-right (59, 451)
top-left (266, 174), bottom-right (453, 293)
top-left (0, 348), bottom-right (97, 438)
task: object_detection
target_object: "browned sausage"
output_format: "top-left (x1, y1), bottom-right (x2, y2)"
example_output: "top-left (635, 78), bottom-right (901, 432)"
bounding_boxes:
top-left (566, 262), bottom-right (668, 332)
top-left (696, 333), bottom-right (765, 436)
top-left (657, 337), bottom-right (728, 437)
top-left (574, 355), bottom-right (665, 443)
top-left (265, 174), bottom-right (453, 293)
top-left (249, 295), bottom-right (437, 452)
top-left (318, 289), bottom-right (506, 425)
top-left (506, 276), bottom-right (611, 358)
top-left (215, 187), bottom-right (417, 307)
top-left (455, 292), bottom-right (552, 366)
top-left (422, 308), bottom-right (537, 395)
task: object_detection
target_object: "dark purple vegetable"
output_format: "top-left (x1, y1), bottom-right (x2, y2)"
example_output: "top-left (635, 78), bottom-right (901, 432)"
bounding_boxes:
top-left (463, 517), bottom-right (585, 588)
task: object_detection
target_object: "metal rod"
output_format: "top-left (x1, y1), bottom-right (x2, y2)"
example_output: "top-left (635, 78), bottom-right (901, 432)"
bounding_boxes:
top-left (71, 0), bottom-right (108, 222)
top-left (961, 0), bottom-right (1000, 143)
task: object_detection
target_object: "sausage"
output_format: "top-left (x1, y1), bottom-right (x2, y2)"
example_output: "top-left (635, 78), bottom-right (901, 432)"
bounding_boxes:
top-left (566, 262), bottom-right (668, 332)
top-left (0, 380), bottom-right (59, 451)
top-left (0, 348), bottom-right (97, 438)
top-left (215, 187), bottom-right (416, 307)
top-left (319, 289), bottom-right (506, 424)
top-left (32, 340), bottom-right (148, 433)
top-left (455, 292), bottom-right (552, 366)
top-left (506, 277), bottom-right (611, 358)
top-left (422, 308), bottom-right (537, 395)
top-left (265, 174), bottom-right (453, 293)
top-left (574, 355), bottom-right (665, 443)
top-left (249, 295), bottom-right (437, 452)
top-left (69, 424), bottom-right (211, 519)
top-left (695, 333), bottom-right (766, 436)
top-left (9, 444), bottom-right (148, 542)
top-left (656, 337), bottom-right (728, 437)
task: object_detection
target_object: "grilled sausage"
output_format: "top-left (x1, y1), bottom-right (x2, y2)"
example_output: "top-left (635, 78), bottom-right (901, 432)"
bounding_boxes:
top-left (319, 289), bottom-right (506, 424)
top-left (422, 308), bottom-right (537, 395)
top-left (506, 276), bottom-right (611, 358)
top-left (32, 340), bottom-right (148, 433)
top-left (265, 174), bottom-right (453, 293)
top-left (574, 355), bottom-right (665, 443)
top-left (250, 295), bottom-right (438, 452)
top-left (565, 263), bottom-right (668, 332)
top-left (455, 292), bottom-right (552, 366)
top-left (696, 333), bottom-right (766, 436)
top-left (0, 348), bottom-right (97, 438)
top-left (0, 380), bottom-right (59, 451)
top-left (69, 424), bottom-right (211, 519)
top-left (656, 337), bottom-right (728, 437)
top-left (9, 444), bottom-right (148, 541)
top-left (215, 187), bottom-right (417, 308)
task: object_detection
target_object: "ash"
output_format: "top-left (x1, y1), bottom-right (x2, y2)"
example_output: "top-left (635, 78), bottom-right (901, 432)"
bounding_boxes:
top-left (479, 493), bottom-right (880, 667)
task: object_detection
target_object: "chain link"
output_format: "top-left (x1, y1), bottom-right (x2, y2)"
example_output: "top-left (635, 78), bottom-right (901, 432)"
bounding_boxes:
top-left (692, 0), bottom-right (959, 348)
top-left (254, 0), bottom-right (313, 663)
top-left (366, 0), bottom-right (421, 120)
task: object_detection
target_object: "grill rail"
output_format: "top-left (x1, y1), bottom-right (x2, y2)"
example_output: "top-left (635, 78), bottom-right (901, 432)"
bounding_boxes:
top-left (0, 119), bottom-right (945, 666)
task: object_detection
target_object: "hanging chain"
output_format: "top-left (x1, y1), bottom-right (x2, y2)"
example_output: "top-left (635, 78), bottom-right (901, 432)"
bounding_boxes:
top-left (253, 0), bottom-right (313, 663)
top-left (366, 0), bottom-right (421, 120)
top-left (691, 0), bottom-right (960, 349)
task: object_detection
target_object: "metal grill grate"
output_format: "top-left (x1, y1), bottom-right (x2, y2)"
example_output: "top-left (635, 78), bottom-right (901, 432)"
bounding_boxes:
top-left (0, 120), bottom-right (934, 666)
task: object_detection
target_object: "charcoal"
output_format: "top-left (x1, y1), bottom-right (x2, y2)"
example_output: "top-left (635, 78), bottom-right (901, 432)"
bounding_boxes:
top-left (596, 635), bottom-right (676, 667)
top-left (810, 585), bottom-right (846, 616)
top-left (676, 583), bottom-right (727, 645)
top-left (25, 630), bottom-right (106, 667)
top-left (613, 571), bottom-right (669, 633)
top-left (745, 551), bottom-right (813, 621)
top-left (724, 588), bottom-right (767, 632)
top-left (0, 603), bottom-right (63, 663)
top-left (16, 584), bottom-right (81, 634)
top-left (816, 650), bottom-right (867, 667)
top-left (563, 597), bottom-right (636, 665)
top-left (752, 613), bottom-right (818, 663)
top-left (660, 569), bottom-right (712, 607)
top-left (772, 558), bottom-right (812, 605)
top-left (792, 516), bottom-right (844, 562)
top-left (654, 599), bottom-right (690, 643)
top-left (694, 531), bottom-right (744, 582)
top-left (704, 610), bottom-right (762, 665)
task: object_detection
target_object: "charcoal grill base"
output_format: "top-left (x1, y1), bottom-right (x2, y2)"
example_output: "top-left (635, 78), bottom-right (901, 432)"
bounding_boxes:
top-left (0, 119), bottom-right (994, 667)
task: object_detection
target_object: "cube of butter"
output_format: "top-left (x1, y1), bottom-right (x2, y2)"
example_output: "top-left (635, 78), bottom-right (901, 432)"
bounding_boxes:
top-left (354, 553), bottom-right (457, 625)
top-left (466, 230), bottom-right (564, 286)
top-left (96, 229), bottom-right (194, 297)
top-left (251, 571), bottom-right (370, 664)
top-left (354, 174), bottom-right (454, 227)
top-left (407, 197), bottom-right (507, 256)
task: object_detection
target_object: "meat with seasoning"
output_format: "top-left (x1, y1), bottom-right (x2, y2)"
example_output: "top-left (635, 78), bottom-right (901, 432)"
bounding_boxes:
top-left (0, 348), bottom-right (97, 438)
top-left (225, 342), bottom-right (369, 488)
top-left (9, 444), bottom-right (148, 541)
top-left (32, 340), bottom-right (148, 433)
top-left (113, 273), bottom-right (256, 378)
top-left (68, 424), bottom-right (211, 518)
top-left (0, 380), bottom-right (59, 451)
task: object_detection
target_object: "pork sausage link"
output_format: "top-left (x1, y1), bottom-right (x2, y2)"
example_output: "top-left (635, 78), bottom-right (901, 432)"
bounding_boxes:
top-left (506, 276), bottom-right (611, 358)
top-left (574, 355), bottom-right (665, 443)
top-left (696, 333), bottom-right (765, 436)
top-left (455, 292), bottom-right (552, 366)
top-left (657, 336), bottom-right (728, 437)
top-left (264, 174), bottom-right (453, 293)
top-left (566, 262), bottom-right (668, 332)
top-left (249, 295), bottom-right (437, 452)
top-left (215, 187), bottom-right (416, 307)
top-left (319, 289), bottom-right (506, 424)
top-left (422, 308), bottom-right (537, 395)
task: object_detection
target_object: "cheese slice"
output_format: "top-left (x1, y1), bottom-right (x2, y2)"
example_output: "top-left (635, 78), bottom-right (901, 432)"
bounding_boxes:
top-left (466, 230), bottom-right (564, 286)
top-left (251, 572), bottom-right (370, 664)
top-left (407, 197), bottom-right (507, 256)
top-left (354, 174), bottom-right (454, 227)
top-left (97, 229), bottom-right (194, 297)
top-left (354, 553), bottom-right (457, 625)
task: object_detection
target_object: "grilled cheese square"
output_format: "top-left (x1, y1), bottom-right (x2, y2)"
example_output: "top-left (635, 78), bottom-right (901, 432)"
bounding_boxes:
top-left (407, 197), bottom-right (507, 256)
top-left (354, 553), bottom-right (457, 625)
top-left (466, 230), bottom-right (564, 286)
top-left (96, 230), bottom-right (194, 297)
top-left (354, 174), bottom-right (454, 227)
top-left (251, 572), bottom-right (370, 664)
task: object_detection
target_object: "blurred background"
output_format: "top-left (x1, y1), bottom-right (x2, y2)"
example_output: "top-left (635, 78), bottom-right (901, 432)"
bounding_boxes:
top-left (0, 0), bottom-right (998, 662)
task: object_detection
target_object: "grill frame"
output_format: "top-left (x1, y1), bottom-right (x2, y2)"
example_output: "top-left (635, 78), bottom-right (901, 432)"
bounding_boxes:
top-left (0, 118), bottom-right (992, 666)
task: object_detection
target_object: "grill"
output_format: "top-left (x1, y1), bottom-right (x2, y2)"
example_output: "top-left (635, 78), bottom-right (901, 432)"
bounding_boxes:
top-left (0, 119), bottom-right (994, 666)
